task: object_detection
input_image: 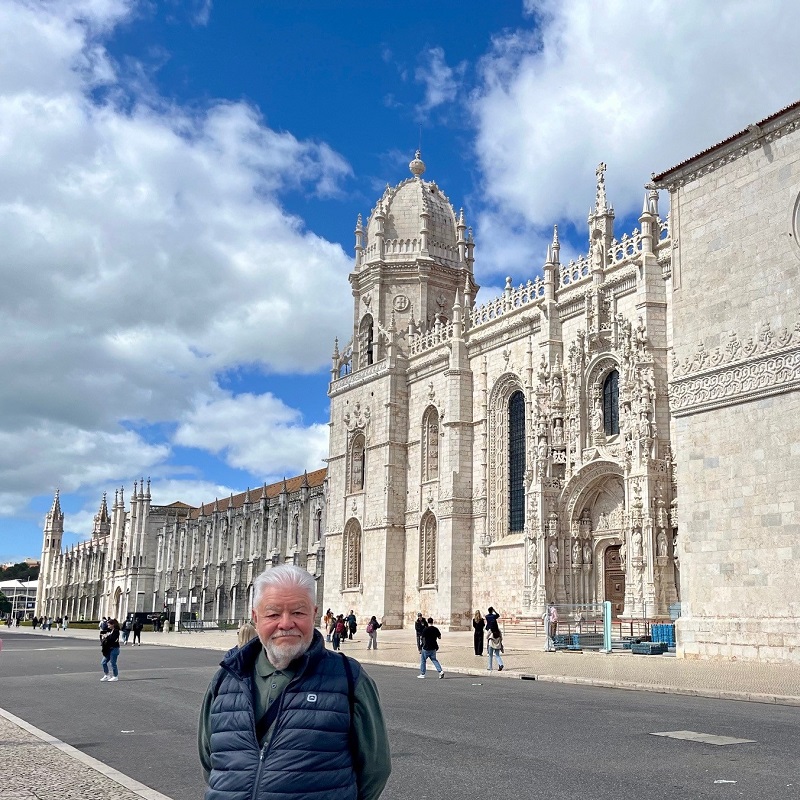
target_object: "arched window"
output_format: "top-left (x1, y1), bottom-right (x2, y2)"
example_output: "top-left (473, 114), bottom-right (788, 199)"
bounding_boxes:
top-left (603, 370), bottom-right (619, 436)
top-left (508, 391), bottom-right (526, 532)
top-left (349, 433), bottom-right (366, 492)
top-left (314, 508), bottom-right (323, 543)
top-left (343, 519), bottom-right (362, 589)
top-left (358, 314), bottom-right (374, 368)
top-left (421, 406), bottom-right (439, 482)
top-left (419, 512), bottom-right (437, 586)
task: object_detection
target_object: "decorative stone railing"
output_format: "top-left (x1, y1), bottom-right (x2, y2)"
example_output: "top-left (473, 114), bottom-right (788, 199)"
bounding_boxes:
top-left (469, 276), bottom-right (545, 330)
top-left (408, 320), bottom-right (455, 356)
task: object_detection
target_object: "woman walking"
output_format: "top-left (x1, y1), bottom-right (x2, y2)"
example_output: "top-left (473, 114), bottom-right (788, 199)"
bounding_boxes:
top-left (472, 610), bottom-right (485, 656)
top-left (487, 622), bottom-right (504, 672)
top-left (366, 615), bottom-right (382, 650)
top-left (100, 618), bottom-right (121, 681)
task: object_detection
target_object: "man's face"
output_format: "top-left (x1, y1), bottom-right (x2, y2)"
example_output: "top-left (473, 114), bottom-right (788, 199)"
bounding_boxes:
top-left (252, 585), bottom-right (317, 669)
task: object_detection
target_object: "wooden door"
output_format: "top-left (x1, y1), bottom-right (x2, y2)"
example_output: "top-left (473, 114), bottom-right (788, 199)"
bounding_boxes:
top-left (604, 545), bottom-right (625, 618)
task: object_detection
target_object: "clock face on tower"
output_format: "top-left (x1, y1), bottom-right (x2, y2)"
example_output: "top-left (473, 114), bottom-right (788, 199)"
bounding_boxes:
top-left (393, 294), bottom-right (409, 312)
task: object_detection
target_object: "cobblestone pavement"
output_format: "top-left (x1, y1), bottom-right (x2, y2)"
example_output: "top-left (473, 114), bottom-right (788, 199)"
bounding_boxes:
top-left (2, 624), bottom-right (798, 799)
top-left (0, 709), bottom-right (171, 800)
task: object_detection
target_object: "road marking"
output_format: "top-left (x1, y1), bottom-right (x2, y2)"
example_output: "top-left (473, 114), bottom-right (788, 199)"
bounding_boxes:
top-left (650, 730), bottom-right (755, 746)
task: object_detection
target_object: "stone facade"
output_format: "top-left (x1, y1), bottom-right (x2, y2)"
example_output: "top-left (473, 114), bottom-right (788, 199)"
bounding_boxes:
top-left (654, 100), bottom-right (800, 662)
top-left (36, 470), bottom-right (326, 623)
top-left (324, 153), bottom-right (680, 632)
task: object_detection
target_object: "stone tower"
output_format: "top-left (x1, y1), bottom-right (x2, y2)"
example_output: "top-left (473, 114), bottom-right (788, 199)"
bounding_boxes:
top-left (37, 489), bottom-right (64, 616)
top-left (325, 152), bottom-right (478, 628)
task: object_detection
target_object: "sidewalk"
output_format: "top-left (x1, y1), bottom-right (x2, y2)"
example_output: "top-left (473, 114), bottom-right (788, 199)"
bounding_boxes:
top-left (2, 624), bottom-right (799, 799)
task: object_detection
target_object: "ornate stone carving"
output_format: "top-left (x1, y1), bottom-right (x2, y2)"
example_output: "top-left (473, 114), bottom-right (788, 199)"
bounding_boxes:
top-left (670, 316), bottom-right (800, 416)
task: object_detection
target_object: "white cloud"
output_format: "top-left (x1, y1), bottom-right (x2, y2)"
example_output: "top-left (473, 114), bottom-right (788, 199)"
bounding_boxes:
top-left (175, 392), bottom-right (329, 478)
top-left (0, 0), bottom-right (352, 518)
top-left (415, 47), bottom-right (466, 116)
top-left (471, 0), bottom-right (800, 278)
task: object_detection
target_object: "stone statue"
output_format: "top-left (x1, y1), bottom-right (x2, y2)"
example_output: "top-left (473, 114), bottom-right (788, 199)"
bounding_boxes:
top-left (632, 528), bottom-right (643, 559)
top-left (552, 418), bottom-right (564, 445)
top-left (591, 399), bottom-right (603, 433)
top-left (635, 316), bottom-right (648, 358)
top-left (548, 540), bottom-right (558, 568)
top-left (572, 539), bottom-right (581, 565)
top-left (551, 375), bottom-right (563, 404)
top-left (620, 541), bottom-right (626, 571)
top-left (657, 530), bottom-right (668, 558)
top-left (583, 541), bottom-right (592, 564)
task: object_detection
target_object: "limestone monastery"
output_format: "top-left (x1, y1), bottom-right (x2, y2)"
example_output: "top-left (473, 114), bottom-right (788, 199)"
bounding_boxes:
top-left (38, 100), bottom-right (800, 662)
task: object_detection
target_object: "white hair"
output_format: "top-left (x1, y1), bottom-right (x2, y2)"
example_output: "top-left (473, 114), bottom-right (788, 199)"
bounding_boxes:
top-left (252, 564), bottom-right (316, 608)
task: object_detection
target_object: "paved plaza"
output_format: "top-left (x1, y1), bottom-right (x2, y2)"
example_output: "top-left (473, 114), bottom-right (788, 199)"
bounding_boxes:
top-left (1, 625), bottom-right (798, 799)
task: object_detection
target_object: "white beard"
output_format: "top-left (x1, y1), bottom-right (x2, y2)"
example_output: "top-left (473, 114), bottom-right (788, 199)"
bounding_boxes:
top-left (264, 632), bottom-right (310, 670)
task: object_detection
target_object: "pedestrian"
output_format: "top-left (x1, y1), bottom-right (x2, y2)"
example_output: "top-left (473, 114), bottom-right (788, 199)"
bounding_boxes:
top-left (414, 612), bottom-right (427, 653)
top-left (100, 618), bottom-right (121, 681)
top-left (485, 606), bottom-right (500, 632)
top-left (327, 613), bottom-right (337, 644)
top-left (472, 610), bottom-right (485, 656)
top-left (418, 617), bottom-right (444, 679)
top-left (132, 616), bottom-right (143, 646)
top-left (547, 603), bottom-right (559, 651)
top-left (198, 564), bottom-right (391, 800)
top-left (366, 615), bottom-right (382, 650)
top-left (46, 616), bottom-right (53, 631)
top-left (121, 617), bottom-right (131, 644)
top-left (32, 616), bottom-right (39, 630)
top-left (237, 620), bottom-right (257, 648)
top-left (332, 614), bottom-right (346, 651)
top-left (324, 609), bottom-right (333, 642)
top-left (346, 609), bottom-right (357, 640)
top-left (487, 621), bottom-right (504, 672)
top-left (62, 615), bottom-right (69, 631)
top-left (99, 616), bottom-right (109, 639)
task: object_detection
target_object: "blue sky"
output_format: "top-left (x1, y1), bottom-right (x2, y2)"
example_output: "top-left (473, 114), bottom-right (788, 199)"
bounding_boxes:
top-left (2, 0), bottom-right (799, 563)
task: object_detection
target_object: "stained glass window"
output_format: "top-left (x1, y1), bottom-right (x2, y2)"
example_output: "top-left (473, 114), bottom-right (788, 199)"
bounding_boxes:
top-left (509, 391), bottom-right (525, 532)
top-left (603, 370), bottom-right (619, 435)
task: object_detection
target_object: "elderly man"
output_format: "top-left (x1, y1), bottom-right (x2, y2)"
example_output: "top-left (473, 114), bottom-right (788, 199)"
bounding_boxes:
top-left (198, 565), bottom-right (391, 800)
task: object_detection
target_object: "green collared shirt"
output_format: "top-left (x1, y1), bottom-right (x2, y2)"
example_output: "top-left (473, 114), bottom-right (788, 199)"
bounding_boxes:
top-left (198, 646), bottom-right (391, 800)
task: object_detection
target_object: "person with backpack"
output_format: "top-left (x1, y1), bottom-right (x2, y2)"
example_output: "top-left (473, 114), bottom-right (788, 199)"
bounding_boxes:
top-left (121, 617), bottom-right (131, 644)
top-left (332, 614), bottom-right (346, 651)
top-left (414, 612), bottom-right (427, 653)
top-left (131, 616), bottom-right (143, 646)
top-left (418, 617), bottom-right (445, 679)
top-left (487, 621), bottom-right (504, 672)
top-left (366, 616), bottom-right (382, 650)
top-left (346, 610), bottom-right (357, 640)
top-left (198, 565), bottom-right (391, 800)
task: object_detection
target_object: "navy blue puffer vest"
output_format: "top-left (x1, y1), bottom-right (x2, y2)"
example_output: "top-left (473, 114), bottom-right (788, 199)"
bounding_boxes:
top-left (206, 630), bottom-right (360, 800)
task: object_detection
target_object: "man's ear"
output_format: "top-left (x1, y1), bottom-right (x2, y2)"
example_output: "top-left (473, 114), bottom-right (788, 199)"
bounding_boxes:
top-left (251, 610), bottom-right (257, 624)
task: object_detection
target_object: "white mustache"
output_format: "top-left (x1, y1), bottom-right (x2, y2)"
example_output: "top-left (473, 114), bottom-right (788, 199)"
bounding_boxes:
top-left (271, 632), bottom-right (302, 640)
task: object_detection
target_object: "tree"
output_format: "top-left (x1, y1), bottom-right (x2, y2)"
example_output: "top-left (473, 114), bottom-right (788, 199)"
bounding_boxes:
top-left (0, 591), bottom-right (10, 614)
top-left (0, 562), bottom-right (40, 582)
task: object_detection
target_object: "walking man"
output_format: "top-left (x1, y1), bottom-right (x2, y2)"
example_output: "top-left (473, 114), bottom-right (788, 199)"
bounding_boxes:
top-left (414, 612), bottom-right (427, 653)
top-left (418, 617), bottom-right (444, 679)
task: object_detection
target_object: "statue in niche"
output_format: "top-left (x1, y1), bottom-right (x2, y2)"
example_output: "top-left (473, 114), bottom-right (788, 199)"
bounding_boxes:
top-left (635, 317), bottom-right (648, 358)
top-left (551, 375), bottom-right (563, 404)
top-left (620, 541), bottom-right (627, 571)
top-left (657, 530), bottom-right (668, 558)
top-left (548, 540), bottom-right (559, 568)
top-left (538, 353), bottom-right (549, 385)
top-left (591, 398), bottom-right (603, 433)
top-left (597, 511), bottom-right (609, 530)
top-left (632, 528), bottom-right (643, 559)
top-left (592, 236), bottom-right (604, 271)
top-left (572, 539), bottom-right (581, 565)
top-left (552, 419), bottom-right (564, 446)
top-left (583, 541), bottom-right (593, 565)
top-left (528, 540), bottom-right (539, 582)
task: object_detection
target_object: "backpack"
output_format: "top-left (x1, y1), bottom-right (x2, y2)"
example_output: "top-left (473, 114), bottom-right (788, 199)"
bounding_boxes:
top-left (335, 620), bottom-right (345, 635)
top-left (366, 622), bottom-right (375, 634)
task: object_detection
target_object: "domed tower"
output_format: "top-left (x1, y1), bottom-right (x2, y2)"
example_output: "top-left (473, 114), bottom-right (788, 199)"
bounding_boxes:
top-left (350, 151), bottom-right (477, 368)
